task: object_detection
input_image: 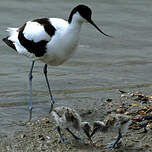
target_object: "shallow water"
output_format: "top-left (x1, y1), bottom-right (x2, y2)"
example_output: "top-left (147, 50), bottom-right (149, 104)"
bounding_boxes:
top-left (1, 0), bottom-right (152, 136)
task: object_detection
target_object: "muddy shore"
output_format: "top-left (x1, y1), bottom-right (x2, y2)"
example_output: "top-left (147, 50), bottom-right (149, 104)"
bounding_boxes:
top-left (0, 90), bottom-right (152, 152)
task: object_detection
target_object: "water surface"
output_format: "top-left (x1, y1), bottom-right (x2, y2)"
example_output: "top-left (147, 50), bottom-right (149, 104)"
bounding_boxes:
top-left (1, 0), bottom-right (152, 136)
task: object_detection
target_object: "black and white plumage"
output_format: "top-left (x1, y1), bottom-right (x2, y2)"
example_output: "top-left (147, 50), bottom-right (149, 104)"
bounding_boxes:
top-left (2, 4), bottom-right (111, 121)
top-left (91, 114), bottom-right (132, 149)
top-left (52, 106), bottom-right (92, 143)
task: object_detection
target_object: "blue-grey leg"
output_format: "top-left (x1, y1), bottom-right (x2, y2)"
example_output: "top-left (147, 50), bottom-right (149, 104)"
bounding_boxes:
top-left (43, 64), bottom-right (55, 113)
top-left (56, 126), bottom-right (67, 143)
top-left (28, 61), bottom-right (35, 122)
top-left (66, 128), bottom-right (81, 140)
top-left (106, 131), bottom-right (122, 149)
top-left (90, 128), bottom-right (98, 138)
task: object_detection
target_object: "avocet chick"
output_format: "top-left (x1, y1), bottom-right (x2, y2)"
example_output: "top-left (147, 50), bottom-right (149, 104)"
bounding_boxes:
top-left (91, 114), bottom-right (132, 149)
top-left (52, 106), bottom-right (92, 143)
top-left (90, 121), bottom-right (107, 136)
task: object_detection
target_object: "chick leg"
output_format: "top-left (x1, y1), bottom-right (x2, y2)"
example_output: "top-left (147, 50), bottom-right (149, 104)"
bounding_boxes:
top-left (106, 131), bottom-right (122, 149)
top-left (56, 126), bottom-right (67, 143)
top-left (66, 128), bottom-right (81, 140)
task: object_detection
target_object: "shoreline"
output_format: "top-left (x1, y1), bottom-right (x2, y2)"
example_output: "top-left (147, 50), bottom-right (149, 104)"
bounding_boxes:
top-left (0, 90), bottom-right (152, 152)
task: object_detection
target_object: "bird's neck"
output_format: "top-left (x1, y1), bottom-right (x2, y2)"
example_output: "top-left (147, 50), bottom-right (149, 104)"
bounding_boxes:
top-left (67, 17), bottom-right (83, 34)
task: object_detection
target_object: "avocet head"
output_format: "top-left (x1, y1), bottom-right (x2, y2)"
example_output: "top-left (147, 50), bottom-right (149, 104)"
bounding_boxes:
top-left (68, 4), bottom-right (112, 37)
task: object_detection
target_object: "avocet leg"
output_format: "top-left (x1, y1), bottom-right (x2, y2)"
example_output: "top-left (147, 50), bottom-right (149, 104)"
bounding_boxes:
top-left (56, 126), bottom-right (67, 143)
top-left (43, 64), bottom-right (55, 113)
top-left (106, 131), bottom-right (122, 149)
top-left (28, 61), bottom-right (35, 122)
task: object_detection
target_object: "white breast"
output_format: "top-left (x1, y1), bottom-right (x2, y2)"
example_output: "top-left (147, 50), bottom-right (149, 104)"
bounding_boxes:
top-left (52, 111), bottom-right (68, 129)
top-left (40, 18), bottom-right (81, 66)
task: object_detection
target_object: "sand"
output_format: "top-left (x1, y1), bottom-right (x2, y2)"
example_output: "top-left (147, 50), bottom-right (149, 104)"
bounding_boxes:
top-left (0, 90), bottom-right (152, 152)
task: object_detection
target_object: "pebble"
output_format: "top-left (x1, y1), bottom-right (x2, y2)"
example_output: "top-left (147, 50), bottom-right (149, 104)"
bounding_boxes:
top-left (146, 124), bottom-right (152, 130)
top-left (105, 98), bottom-right (112, 102)
top-left (116, 107), bottom-right (125, 114)
top-left (46, 136), bottom-right (51, 140)
top-left (20, 134), bottom-right (26, 138)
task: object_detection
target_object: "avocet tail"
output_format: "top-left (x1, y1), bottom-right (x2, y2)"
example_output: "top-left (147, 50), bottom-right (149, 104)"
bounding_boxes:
top-left (6, 28), bottom-right (18, 35)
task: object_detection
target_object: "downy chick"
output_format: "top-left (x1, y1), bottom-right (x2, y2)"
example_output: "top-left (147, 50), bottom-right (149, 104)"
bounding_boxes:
top-left (91, 113), bottom-right (132, 149)
top-left (52, 106), bottom-right (92, 143)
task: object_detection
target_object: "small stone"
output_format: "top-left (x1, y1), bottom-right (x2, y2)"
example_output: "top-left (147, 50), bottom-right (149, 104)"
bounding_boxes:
top-left (124, 111), bottom-right (130, 115)
top-left (149, 105), bottom-right (152, 110)
top-left (138, 110), bottom-right (146, 115)
top-left (130, 93), bottom-right (134, 97)
top-left (108, 102), bottom-right (113, 106)
top-left (146, 124), bottom-right (152, 130)
top-left (0, 133), bottom-right (8, 138)
top-left (39, 134), bottom-right (45, 141)
top-left (21, 134), bottom-right (26, 138)
top-left (46, 136), bottom-right (51, 140)
top-left (143, 115), bottom-right (152, 120)
top-left (26, 122), bottom-right (31, 125)
top-left (142, 144), bottom-right (151, 148)
top-left (132, 104), bottom-right (138, 107)
top-left (118, 90), bottom-right (127, 94)
top-left (120, 94), bottom-right (126, 98)
top-left (42, 117), bottom-right (49, 121)
top-left (134, 91), bottom-right (143, 96)
top-left (149, 100), bottom-right (152, 103)
top-left (143, 106), bottom-right (148, 110)
top-left (105, 98), bottom-right (112, 102)
top-left (133, 115), bottom-right (143, 122)
top-left (116, 108), bottom-right (125, 114)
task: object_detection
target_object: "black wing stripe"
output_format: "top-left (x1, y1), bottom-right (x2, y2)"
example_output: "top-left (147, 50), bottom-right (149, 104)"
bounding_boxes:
top-left (18, 18), bottom-right (56, 57)
top-left (33, 18), bottom-right (56, 37)
top-left (18, 23), bottom-right (47, 57)
top-left (2, 37), bottom-right (17, 51)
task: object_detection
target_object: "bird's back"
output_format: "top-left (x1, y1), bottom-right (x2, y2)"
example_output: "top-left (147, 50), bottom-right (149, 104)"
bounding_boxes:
top-left (104, 113), bottom-right (132, 133)
top-left (52, 106), bottom-right (81, 130)
top-left (2, 18), bottom-right (68, 59)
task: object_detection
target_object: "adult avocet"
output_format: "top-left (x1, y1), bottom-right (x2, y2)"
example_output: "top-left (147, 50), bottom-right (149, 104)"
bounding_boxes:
top-left (2, 4), bottom-right (112, 121)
